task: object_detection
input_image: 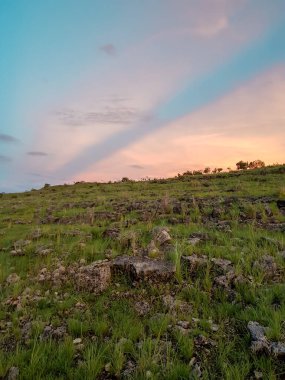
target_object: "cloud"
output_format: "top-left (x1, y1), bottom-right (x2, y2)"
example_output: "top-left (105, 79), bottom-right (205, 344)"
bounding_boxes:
top-left (27, 151), bottom-right (48, 156)
top-left (100, 44), bottom-right (117, 56)
top-left (55, 106), bottom-right (138, 126)
top-left (0, 133), bottom-right (19, 143)
top-left (0, 154), bottom-right (12, 163)
top-left (129, 164), bottom-right (144, 169)
top-left (192, 16), bottom-right (229, 37)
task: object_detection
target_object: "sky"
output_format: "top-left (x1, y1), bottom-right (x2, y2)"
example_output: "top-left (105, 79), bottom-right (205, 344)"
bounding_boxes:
top-left (0, 0), bottom-right (285, 192)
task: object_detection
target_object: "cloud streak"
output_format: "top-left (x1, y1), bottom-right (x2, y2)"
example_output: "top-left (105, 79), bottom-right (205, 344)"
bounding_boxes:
top-left (0, 133), bottom-right (19, 143)
top-left (52, 20), bottom-right (285, 180)
top-left (55, 106), bottom-right (138, 126)
top-left (27, 151), bottom-right (48, 156)
top-left (0, 154), bottom-right (12, 163)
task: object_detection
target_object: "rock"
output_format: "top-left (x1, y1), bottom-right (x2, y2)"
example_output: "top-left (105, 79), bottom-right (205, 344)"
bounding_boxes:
top-left (6, 366), bottom-right (19, 380)
top-left (247, 321), bottom-right (266, 341)
top-left (188, 237), bottom-right (201, 246)
top-left (111, 256), bottom-right (175, 283)
top-left (162, 295), bottom-right (192, 315)
top-left (13, 239), bottom-right (31, 249)
top-left (152, 227), bottom-right (171, 246)
top-left (253, 255), bottom-right (278, 279)
top-left (194, 335), bottom-right (217, 348)
top-left (264, 205), bottom-right (273, 217)
top-left (175, 320), bottom-right (191, 335)
top-left (247, 321), bottom-right (270, 354)
top-left (181, 254), bottom-right (208, 273)
top-left (74, 260), bottom-right (111, 294)
top-left (73, 338), bottom-right (82, 345)
top-left (134, 301), bottom-right (151, 316)
top-left (103, 227), bottom-right (120, 239)
top-left (270, 341), bottom-right (285, 358)
top-left (10, 249), bottom-right (24, 256)
top-left (41, 325), bottom-right (67, 340)
top-left (211, 258), bottom-right (233, 273)
top-left (6, 273), bottom-right (20, 285)
top-left (254, 371), bottom-right (263, 379)
top-left (192, 364), bottom-right (202, 378)
top-left (35, 246), bottom-right (53, 256)
top-left (189, 232), bottom-right (209, 241)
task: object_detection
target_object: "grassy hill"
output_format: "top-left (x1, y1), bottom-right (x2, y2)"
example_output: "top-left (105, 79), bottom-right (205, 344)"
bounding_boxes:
top-left (0, 166), bottom-right (285, 379)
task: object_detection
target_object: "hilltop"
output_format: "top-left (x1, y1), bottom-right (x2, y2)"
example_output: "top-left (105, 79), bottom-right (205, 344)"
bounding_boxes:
top-left (0, 165), bottom-right (285, 379)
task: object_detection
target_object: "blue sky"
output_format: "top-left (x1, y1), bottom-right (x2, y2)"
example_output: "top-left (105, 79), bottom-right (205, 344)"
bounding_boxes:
top-left (1, 0), bottom-right (285, 191)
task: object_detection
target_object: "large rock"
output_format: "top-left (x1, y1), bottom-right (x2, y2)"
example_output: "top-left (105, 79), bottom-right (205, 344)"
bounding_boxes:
top-left (74, 260), bottom-right (111, 294)
top-left (111, 256), bottom-right (175, 282)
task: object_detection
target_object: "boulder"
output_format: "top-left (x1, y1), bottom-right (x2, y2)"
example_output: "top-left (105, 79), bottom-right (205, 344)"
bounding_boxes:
top-left (111, 256), bottom-right (175, 283)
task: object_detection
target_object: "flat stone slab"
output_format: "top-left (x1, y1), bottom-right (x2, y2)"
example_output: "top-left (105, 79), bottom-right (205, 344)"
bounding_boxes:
top-left (111, 256), bottom-right (175, 282)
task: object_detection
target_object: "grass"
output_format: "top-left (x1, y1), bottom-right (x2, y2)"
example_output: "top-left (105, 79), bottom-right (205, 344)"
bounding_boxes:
top-left (0, 165), bottom-right (284, 379)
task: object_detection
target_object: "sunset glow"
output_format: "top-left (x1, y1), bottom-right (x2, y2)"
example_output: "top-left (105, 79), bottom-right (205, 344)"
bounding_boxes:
top-left (1, 0), bottom-right (285, 191)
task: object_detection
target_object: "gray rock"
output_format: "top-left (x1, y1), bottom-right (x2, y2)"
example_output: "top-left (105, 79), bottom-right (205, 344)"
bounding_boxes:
top-left (181, 254), bottom-right (208, 273)
top-left (7, 366), bottom-right (19, 380)
top-left (74, 260), bottom-right (111, 294)
top-left (111, 256), bottom-right (175, 283)
top-left (247, 321), bottom-right (266, 341)
top-left (270, 341), bottom-right (285, 358)
top-left (152, 227), bottom-right (171, 246)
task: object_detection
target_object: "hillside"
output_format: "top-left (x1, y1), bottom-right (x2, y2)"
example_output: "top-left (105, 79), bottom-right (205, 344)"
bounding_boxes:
top-left (0, 166), bottom-right (285, 379)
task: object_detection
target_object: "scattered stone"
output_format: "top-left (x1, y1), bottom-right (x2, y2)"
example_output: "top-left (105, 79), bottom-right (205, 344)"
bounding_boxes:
top-left (6, 273), bottom-right (20, 285)
top-left (254, 370), bottom-right (263, 379)
top-left (6, 366), bottom-right (19, 380)
top-left (253, 255), bottom-right (278, 279)
top-left (103, 227), bottom-right (120, 239)
top-left (41, 325), bottom-right (67, 340)
top-left (134, 300), bottom-right (151, 316)
top-left (35, 246), bottom-right (53, 256)
top-left (181, 254), bottom-right (208, 273)
top-left (248, 321), bottom-right (266, 341)
top-left (192, 364), bottom-right (202, 378)
top-left (211, 258), bottom-right (233, 273)
top-left (10, 249), bottom-right (24, 257)
top-left (188, 237), bottom-right (201, 246)
top-left (73, 338), bottom-right (82, 345)
top-left (194, 335), bottom-right (217, 348)
top-left (74, 260), bottom-right (111, 294)
top-left (270, 341), bottom-right (285, 358)
top-left (264, 205), bottom-right (273, 217)
top-left (152, 227), bottom-right (171, 246)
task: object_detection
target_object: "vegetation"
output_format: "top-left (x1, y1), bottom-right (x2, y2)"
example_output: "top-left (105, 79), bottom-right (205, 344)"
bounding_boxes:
top-left (0, 164), bottom-right (284, 379)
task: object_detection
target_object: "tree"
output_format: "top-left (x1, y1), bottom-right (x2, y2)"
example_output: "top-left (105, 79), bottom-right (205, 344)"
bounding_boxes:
top-left (248, 160), bottom-right (265, 169)
top-left (203, 167), bottom-right (211, 174)
top-left (236, 161), bottom-right (248, 170)
top-left (217, 168), bottom-right (223, 173)
top-left (121, 177), bottom-right (130, 182)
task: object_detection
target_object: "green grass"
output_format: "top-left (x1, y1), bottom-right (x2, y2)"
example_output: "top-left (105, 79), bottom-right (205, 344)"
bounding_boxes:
top-left (0, 165), bottom-right (284, 379)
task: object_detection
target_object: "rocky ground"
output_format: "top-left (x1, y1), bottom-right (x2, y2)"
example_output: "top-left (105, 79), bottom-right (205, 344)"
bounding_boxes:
top-left (0, 165), bottom-right (285, 379)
